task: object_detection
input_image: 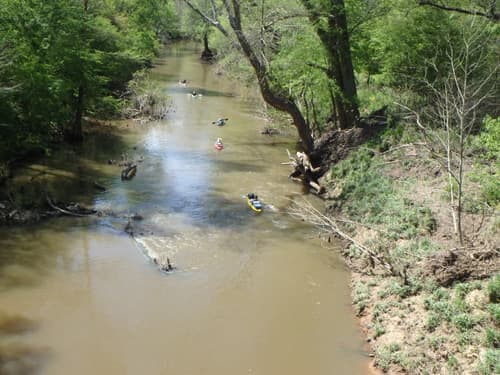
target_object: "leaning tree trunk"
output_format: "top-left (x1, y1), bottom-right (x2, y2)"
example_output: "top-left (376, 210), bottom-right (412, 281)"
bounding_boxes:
top-left (222, 0), bottom-right (315, 153)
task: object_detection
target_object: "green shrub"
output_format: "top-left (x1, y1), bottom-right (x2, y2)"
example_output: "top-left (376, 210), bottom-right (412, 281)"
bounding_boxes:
top-left (329, 147), bottom-right (436, 245)
top-left (477, 349), bottom-right (500, 375)
top-left (488, 275), bottom-right (500, 303)
top-left (426, 313), bottom-right (441, 332)
top-left (476, 116), bottom-right (500, 161)
top-left (447, 355), bottom-right (459, 371)
top-left (424, 289), bottom-right (455, 323)
top-left (376, 343), bottom-right (406, 372)
top-left (372, 302), bottom-right (389, 320)
top-left (470, 117), bottom-right (500, 208)
top-left (429, 335), bottom-right (444, 350)
top-left (452, 313), bottom-right (477, 332)
top-left (486, 328), bottom-right (500, 348)
top-left (374, 322), bottom-right (386, 338)
top-left (353, 282), bottom-right (371, 315)
top-left (489, 304), bottom-right (500, 325)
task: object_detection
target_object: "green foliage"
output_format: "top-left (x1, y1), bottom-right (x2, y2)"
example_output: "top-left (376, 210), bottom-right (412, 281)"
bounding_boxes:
top-left (393, 238), bottom-right (439, 262)
top-left (353, 282), bottom-right (370, 315)
top-left (489, 275), bottom-right (500, 303)
top-left (376, 343), bottom-right (409, 372)
top-left (470, 117), bottom-right (500, 208)
top-left (373, 321), bottom-right (386, 338)
top-left (426, 314), bottom-right (441, 332)
top-left (271, 22), bottom-right (334, 130)
top-left (329, 147), bottom-right (437, 241)
top-left (452, 313), bottom-right (478, 333)
top-left (486, 328), bottom-right (500, 348)
top-left (477, 117), bottom-right (500, 161)
top-left (477, 349), bottom-right (500, 375)
top-left (424, 288), bottom-right (453, 328)
top-left (379, 280), bottom-right (422, 300)
top-left (353, 1), bottom-right (459, 88)
top-left (0, 0), bottom-right (178, 161)
top-left (455, 281), bottom-right (482, 300)
top-left (489, 304), bottom-right (500, 325)
top-left (447, 355), bottom-right (459, 371)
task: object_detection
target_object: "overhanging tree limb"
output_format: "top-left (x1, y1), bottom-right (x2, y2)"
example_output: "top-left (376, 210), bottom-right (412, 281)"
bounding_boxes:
top-left (418, 0), bottom-right (500, 21)
top-left (183, 0), bottom-right (229, 36)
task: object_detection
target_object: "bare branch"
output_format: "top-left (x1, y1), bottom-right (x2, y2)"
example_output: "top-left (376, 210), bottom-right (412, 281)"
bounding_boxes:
top-left (288, 198), bottom-right (396, 274)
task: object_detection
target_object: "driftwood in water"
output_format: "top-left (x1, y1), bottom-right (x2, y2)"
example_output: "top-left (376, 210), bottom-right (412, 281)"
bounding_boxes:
top-left (153, 257), bottom-right (175, 272)
top-left (283, 149), bottom-right (324, 194)
top-left (46, 196), bottom-right (97, 217)
top-left (261, 127), bottom-right (280, 136)
top-left (93, 181), bottom-right (106, 191)
top-left (121, 164), bottom-right (137, 180)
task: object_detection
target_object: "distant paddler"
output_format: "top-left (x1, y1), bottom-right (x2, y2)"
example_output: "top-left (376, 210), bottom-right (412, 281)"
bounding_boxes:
top-left (189, 90), bottom-right (202, 98)
top-left (214, 137), bottom-right (224, 151)
top-left (212, 118), bottom-right (228, 126)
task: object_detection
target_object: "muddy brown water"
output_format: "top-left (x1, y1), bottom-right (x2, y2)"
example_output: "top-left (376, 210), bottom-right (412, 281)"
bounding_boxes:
top-left (0, 43), bottom-right (371, 374)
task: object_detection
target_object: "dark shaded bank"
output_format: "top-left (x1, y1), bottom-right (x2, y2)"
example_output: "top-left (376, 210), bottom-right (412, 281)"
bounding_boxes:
top-left (0, 120), bottom-right (135, 226)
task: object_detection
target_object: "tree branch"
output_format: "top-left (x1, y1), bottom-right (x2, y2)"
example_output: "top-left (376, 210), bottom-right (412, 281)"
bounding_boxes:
top-left (418, 1), bottom-right (500, 22)
top-left (183, 0), bottom-right (229, 37)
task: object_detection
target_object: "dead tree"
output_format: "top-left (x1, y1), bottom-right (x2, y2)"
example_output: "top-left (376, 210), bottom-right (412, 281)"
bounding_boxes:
top-left (397, 20), bottom-right (499, 245)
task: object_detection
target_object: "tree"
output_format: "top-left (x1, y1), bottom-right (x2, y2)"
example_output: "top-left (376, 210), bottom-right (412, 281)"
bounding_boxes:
top-left (300, 0), bottom-right (359, 129)
top-left (399, 19), bottom-right (499, 245)
top-left (0, 0), bottom-right (177, 158)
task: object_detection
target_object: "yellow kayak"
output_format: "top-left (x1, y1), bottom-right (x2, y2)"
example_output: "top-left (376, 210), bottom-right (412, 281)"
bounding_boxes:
top-left (246, 193), bottom-right (262, 213)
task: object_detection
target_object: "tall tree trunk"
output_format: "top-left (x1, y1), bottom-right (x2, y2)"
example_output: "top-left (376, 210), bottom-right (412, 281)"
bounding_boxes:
top-left (70, 85), bottom-right (84, 143)
top-left (201, 31), bottom-right (214, 61)
top-left (301, 0), bottom-right (359, 129)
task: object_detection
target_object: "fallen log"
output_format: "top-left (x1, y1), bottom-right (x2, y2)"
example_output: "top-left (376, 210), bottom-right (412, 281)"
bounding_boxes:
top-left (46, 196), bottom-right (96, 217)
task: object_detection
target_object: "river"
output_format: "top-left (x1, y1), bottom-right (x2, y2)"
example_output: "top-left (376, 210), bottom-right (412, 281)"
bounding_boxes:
top-left (0, 43), bottom-right (371, 375)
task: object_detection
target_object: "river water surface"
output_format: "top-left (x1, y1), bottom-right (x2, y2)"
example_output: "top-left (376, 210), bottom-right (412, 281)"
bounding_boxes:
top-left (0, 44), bottom-right (370, 375)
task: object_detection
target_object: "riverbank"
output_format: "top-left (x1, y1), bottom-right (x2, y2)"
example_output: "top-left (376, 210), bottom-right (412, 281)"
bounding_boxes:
top-left (317, 126), bottom-right (499, 374)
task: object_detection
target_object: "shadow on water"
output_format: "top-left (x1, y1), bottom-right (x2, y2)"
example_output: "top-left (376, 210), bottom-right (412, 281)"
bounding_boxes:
top-left (0, 221), bottom-right (79, 281)
top-left (0, 313), bottom-right (38, 336)
top-left (149, 71), bottom-right (177, 82)
top-left (0, 344), bottom-right (49, 375)
top-left (3, 128), bottom-right (133, 207)
top-left (208, 158), bottom-right (266, 173)
top-left (167, 86), bottom-right (235, 98)
top-left (0, 302), bottom-right (48, 374)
